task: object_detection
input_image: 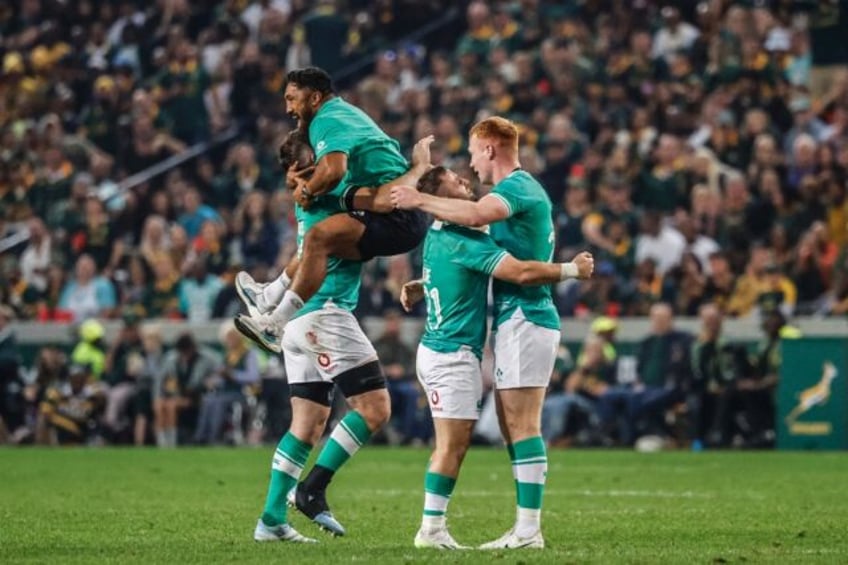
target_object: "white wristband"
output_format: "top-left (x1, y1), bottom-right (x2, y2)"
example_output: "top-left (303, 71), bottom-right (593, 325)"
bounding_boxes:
top-left (560, 262), bottom-right (579, 280)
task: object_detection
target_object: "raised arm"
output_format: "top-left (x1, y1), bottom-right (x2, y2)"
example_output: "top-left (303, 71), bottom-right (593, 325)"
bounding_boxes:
top-left (392, 188), bottom-right (510, 227)
top-left (350, 136), bottom-right (434, 213)
top-left (493, 251), bottom-right (594, 285)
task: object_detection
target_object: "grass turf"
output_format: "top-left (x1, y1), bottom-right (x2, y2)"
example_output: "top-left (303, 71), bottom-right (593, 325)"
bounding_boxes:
top-left (1, 447), bottom-right (847, 564)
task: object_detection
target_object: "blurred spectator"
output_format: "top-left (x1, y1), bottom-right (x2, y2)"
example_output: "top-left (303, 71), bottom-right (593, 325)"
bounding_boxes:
top-left (58, 254), bottom-right (117, 322)
top-left (37, 363), bottom-right (106, 446)
top-left (542, 335), bottom-right (613, 446)
top-left (597, 303), bottom-right (692, 445)
top-left (178, 186), bottom-right (222, 240)
top-left (19, 217), bottom-right (52, 292)
top-left (236, 190), bottom-right (280, 268)
top-left (635, 210), bottom-right (686, 276)
top-left (143, 256), bottom-right (182, 319)
top-left (70, 196), bottom-right (124, 275)
top-left (373, 310), bottom-right (419, 445)
top-left (193, 321), bottom-right (259, 445)
top-left (102, 311), bottom-right (147, 444)
top-left (179, 257), bottom-right (224, 322)
top-left (688, 304), bottom-right (737, 449)
top-left (734, 309), bottom-right (801, 447)
top-left (0, 305), bottom-right (24, 443)
top-left (155, 333), bottom-right (220, 447)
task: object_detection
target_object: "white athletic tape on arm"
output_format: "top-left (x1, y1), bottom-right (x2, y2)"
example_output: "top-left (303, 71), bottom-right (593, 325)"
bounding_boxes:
top-left (560, 262), bottom-right (579, 280)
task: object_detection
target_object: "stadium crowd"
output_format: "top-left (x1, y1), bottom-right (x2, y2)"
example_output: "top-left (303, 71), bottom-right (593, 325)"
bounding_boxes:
top-left (2, 0), bottom-right (848, 448)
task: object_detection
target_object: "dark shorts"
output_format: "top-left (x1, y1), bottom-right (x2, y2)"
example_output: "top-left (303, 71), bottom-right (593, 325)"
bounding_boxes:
top-left (349, 209), bottom-right (431, 261)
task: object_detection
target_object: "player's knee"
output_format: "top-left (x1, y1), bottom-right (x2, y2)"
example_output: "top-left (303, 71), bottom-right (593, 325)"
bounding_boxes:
top-left (357, 393), bottom-right (391, 430)
top-left (305, 223), bottom-right (333, 248)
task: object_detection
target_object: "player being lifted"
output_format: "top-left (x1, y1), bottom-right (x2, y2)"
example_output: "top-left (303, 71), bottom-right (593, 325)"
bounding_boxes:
top-left (236, 67), bottom-right (431, 353)
top-left (252, 127), bottom-right (432, 543)
top-left (400, 166), bottom-right (593, 549)
top-left (391, 117), bottom-right (564, 549)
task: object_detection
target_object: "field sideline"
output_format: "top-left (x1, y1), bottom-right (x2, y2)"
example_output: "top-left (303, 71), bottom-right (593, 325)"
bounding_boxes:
top-left (2, 448), bottom-right (846, 563)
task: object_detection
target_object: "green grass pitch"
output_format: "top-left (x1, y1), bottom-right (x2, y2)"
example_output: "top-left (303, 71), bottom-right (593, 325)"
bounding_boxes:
top-left (2, 447), bottom-right (847, 563)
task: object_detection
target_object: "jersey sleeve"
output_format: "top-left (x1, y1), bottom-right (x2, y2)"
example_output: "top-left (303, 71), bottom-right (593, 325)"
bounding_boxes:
top-left (450, 228), bottom-right (508, 275)
top-left (309, 113), bottom-right (355, 160)
top-left (488, 175), bottom-right (530, 218)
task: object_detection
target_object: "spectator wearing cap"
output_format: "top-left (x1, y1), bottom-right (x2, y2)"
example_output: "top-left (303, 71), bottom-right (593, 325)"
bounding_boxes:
top-left (58, 254), bottom-right (117, 322)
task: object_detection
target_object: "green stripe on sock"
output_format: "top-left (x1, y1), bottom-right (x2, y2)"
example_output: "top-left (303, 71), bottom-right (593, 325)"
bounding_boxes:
top-left (423, 509), bottom-right (445, 516)
top-left (315, 411), bottom-right (373, 472)
top-left (315, 438), bottom-right (349, 472)
top-left (512, 436), bottom-right (547, 512)
top-left (341, 410), bottom-right (372, 444)
top-left (512, 436), bottom-right (546, 461)
top-left (518, 482), bottom-right (545, 510)
top-left (262, 432), bottom-right (312, 526)
top-left (280, 432), bottom-right (312, 465)
top-left (424, 472), bottom-right (456, 497)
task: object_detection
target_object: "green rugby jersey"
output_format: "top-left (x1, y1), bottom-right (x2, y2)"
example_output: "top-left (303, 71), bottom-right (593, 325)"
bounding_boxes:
top-left (292, 193), bottom-right (362, 319)
top-left (420, 221), bottom-right (508, 360)
top-left (488, 169), bottom-right (559, 330)
top-left (309, 97), bottom-right (408, 191)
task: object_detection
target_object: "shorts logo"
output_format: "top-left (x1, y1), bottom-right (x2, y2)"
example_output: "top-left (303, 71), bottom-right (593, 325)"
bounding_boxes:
top-left (316, 141), bottom-right (326, 152)
top-left (430, 390), bottom-right (440, 406)
top-left (495, 368), bottom-right (503, 382)
top-left (318, 353), bottom-right (331, 368)
top-left (306, 331), bottom-right (319, 346)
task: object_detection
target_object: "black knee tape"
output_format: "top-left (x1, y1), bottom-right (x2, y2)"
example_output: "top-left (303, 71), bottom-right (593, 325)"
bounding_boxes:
top-left (290, 382), bottom-right (334, 407)
top-left (333, 361), bottom-right (386, 398)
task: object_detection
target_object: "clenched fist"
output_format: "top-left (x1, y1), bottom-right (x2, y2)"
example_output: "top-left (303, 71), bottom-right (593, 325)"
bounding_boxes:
top-left (573, 251), bottom-right (594, 279)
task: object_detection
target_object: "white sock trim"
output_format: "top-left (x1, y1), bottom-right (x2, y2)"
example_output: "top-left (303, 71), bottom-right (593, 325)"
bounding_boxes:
top-left (330, 422), bottom-right (362, 456)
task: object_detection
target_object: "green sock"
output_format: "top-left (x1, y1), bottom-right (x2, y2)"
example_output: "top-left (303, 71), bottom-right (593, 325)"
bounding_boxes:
top-left (511, 436), bottom-right (547, 536)
top-left (261, 432), bottom-right (312, 526)
top-left (422, 471), bottom-right (456, 529)
top-left (315, 410), bottom-right (372, 472)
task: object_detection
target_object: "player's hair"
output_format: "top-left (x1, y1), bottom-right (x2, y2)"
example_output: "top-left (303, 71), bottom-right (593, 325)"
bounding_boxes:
top-left (469, 116), bottom-right (519, 153)
top-left (285, 67), bottom-right (335, 95)
top-left (278, 129), bottom-right (313, 171)
top-left (416, 166), bottom-right (447, 195)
